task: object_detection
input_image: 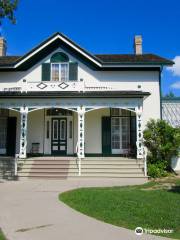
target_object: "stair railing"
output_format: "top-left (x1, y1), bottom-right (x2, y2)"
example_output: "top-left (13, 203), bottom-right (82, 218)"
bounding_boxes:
top-left (143, 148), bottom-right (147, 177)
top-left (75, 141), bottom-right (81, 176)
top-left (14, 154), bottom-right (19, 177)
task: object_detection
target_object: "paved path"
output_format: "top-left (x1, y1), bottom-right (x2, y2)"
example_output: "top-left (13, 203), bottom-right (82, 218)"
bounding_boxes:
top-left (0, 178), bottom-right (170, 240)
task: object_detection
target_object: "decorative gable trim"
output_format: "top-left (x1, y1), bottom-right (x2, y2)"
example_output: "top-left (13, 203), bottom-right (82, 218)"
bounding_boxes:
top-left (14, 33), bottom-right (102, 69)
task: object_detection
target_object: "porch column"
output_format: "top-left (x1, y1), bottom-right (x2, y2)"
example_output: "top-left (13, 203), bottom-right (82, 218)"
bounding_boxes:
top-left (77, 106), bottom-right (85, 159)
top-left (136, 105), bottom-right (143, 159)
top-left (19, 107), bottom-right (28, 159)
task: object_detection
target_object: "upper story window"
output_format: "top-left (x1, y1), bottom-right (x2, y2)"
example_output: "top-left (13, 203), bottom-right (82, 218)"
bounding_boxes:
top-left (51, 52), bottom-right (69, 82)
top-left (41, 52), bottom-right (78, 82)
top-left (51, 63), bottom-right (69, 82)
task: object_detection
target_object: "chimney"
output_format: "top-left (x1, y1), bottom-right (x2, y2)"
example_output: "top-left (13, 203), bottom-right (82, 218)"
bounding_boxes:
top-left (0, 37), bottom-right (7, 56)
top-left (134, 35), bottom-right (142, 55)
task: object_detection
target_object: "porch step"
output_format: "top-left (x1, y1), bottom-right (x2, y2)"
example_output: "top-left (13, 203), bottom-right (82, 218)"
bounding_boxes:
top-left (17, 157), bottom-right (145, 179)
top-left (19, 173), bottom-right (145, 179)
top-left (18, 160), bottom-right (143, 165)
top-left (21, 164), bottom-right (143, 169)
top-left (20, 168), bottom-right (143, 173)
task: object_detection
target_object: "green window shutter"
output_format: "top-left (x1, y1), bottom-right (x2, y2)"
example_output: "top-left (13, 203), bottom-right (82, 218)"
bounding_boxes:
top-left (42, 63), bottom-right (50, 81)
top-left (69, 62), bottom-right (78, 81)
top-left (102, 117), bottom-right (111, 155)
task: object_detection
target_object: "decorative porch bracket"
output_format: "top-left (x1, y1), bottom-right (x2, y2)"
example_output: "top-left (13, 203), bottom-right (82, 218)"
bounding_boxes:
top-left (136, 105), bottom-right (143, 159)
top-left (19, 107), bottom-right (28, 159)
top-left (77, 106), bottom-right (85, 160)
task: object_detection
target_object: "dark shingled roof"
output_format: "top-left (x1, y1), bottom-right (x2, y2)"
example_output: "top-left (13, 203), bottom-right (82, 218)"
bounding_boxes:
top-left (0, 56), bottom-right (20, 66)
top-left (95, 54), bottom-right (173, 65)
top-left (0, 54), bottom-right (173, 67)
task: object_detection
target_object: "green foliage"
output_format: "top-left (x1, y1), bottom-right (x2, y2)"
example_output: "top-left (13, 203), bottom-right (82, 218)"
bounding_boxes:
top-left (143, 119), bottom-right (180, 175)
top-left (147, 162), bottom-right (168, 178)
top-left (0, 0), bottom-right (18, 25)
top-left (0, 228), bottom-right (6, 240)
top-left (164, 91), bottom-right (175, 99)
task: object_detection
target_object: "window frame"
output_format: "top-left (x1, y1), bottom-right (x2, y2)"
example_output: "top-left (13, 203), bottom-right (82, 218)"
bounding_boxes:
top-left (51, 62), bottom-right (69, 82)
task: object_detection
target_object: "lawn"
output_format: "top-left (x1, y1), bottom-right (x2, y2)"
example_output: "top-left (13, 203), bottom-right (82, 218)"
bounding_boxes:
top-left (0, 229), bottom-right (6, 240)
top-left (60, 177), bottom-right (180, 239)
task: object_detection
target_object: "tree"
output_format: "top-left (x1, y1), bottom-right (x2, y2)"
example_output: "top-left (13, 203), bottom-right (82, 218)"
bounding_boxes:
top-left (143, 119), bottom-right (180, 167)
top-left (0, 0), bottom-right (18, 25)
top-left (164, 91), bottom-right (175, 99)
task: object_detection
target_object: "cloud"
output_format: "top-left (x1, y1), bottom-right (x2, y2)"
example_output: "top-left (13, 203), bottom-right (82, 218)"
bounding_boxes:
top-left (167, 56), bottom-right (180, 76)
top-left (171, 81), bottom-right (180, 89)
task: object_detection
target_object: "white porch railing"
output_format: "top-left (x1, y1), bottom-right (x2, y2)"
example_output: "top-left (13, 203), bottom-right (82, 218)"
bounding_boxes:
top-left (2, 80), bottom-right (113, 93)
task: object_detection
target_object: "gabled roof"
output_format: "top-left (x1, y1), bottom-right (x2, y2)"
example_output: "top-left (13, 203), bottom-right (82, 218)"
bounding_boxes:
top-left (0, 32), bottom-right (174, 70)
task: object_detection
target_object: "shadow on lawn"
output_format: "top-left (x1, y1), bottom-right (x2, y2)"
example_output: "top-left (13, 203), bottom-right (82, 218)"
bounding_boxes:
top-left (168, 186), bottom-right (180, 194)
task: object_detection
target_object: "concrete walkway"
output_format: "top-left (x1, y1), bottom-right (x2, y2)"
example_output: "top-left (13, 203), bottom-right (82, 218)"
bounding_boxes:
top-left (0, 178), bottom-right (170, 240)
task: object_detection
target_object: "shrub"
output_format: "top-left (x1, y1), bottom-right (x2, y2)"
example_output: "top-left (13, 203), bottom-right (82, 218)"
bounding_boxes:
top-left (147, 162), bottom-right (168, 178)
top-left (143, 119), bottom-right (180, 177)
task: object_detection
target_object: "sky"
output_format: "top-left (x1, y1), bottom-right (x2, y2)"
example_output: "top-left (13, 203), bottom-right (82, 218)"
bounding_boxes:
top-left (1, 0), bottom-right (180, 96)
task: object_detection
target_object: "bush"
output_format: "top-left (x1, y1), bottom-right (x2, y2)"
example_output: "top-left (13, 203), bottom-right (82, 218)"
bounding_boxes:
top-left (143, 119), bottom-right (180, 177)
top-left (148, 162), bottom-right (168, 178)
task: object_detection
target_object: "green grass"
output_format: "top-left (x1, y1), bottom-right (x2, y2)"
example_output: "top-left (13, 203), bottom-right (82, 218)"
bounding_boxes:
top-left (59, 177), bottom-right (180, 239)
top-left (0, 229), bottom-right (6, 240)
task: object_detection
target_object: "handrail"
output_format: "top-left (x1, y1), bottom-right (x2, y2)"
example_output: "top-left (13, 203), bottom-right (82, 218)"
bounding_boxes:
top-left (75, 141), bottom-right (81, 176)
top-left (143, 148), bottom-right (147, 177)
top-left (14, 154), bottom-right (19, 176)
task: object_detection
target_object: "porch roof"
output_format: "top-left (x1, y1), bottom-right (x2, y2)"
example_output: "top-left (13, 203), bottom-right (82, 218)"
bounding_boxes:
top-left (0, 90), bottom-right (150, 98)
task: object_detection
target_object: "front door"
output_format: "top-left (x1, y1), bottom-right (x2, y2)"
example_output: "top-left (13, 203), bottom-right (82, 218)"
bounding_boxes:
top-left (51, 118), bottom-right (67, 155)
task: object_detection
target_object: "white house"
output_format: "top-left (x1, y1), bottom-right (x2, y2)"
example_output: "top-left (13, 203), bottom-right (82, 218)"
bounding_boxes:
top-left (0, 33), bottom-right (173, 178)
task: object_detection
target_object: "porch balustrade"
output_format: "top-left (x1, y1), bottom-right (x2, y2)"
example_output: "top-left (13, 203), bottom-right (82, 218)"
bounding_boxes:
top-left (2, 80), bottom-right (113, 93)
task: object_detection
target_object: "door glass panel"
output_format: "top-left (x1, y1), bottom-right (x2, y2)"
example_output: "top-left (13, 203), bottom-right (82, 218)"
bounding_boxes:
top-left (53, 120), bottom-right (58, 140)
top-left (69, 121), bottom-right (72, 138)
top-left (60, 120), bottom-right (66, 140)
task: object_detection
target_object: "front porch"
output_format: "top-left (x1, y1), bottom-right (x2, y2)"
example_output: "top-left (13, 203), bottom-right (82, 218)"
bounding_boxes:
top-left (0, 107), bottom-right (142, 158)
top-left (0, 94), bottom-right (146, 178)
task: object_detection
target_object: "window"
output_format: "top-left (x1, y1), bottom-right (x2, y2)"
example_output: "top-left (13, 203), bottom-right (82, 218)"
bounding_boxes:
top-left (51, 63), bottom-right (69, 82)
top-left (111, 117), bottom-right (130, 152)
top-left (111, 108), bottom-right (131, 116)
top-left (46, 109), bottom-right (72, 116)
